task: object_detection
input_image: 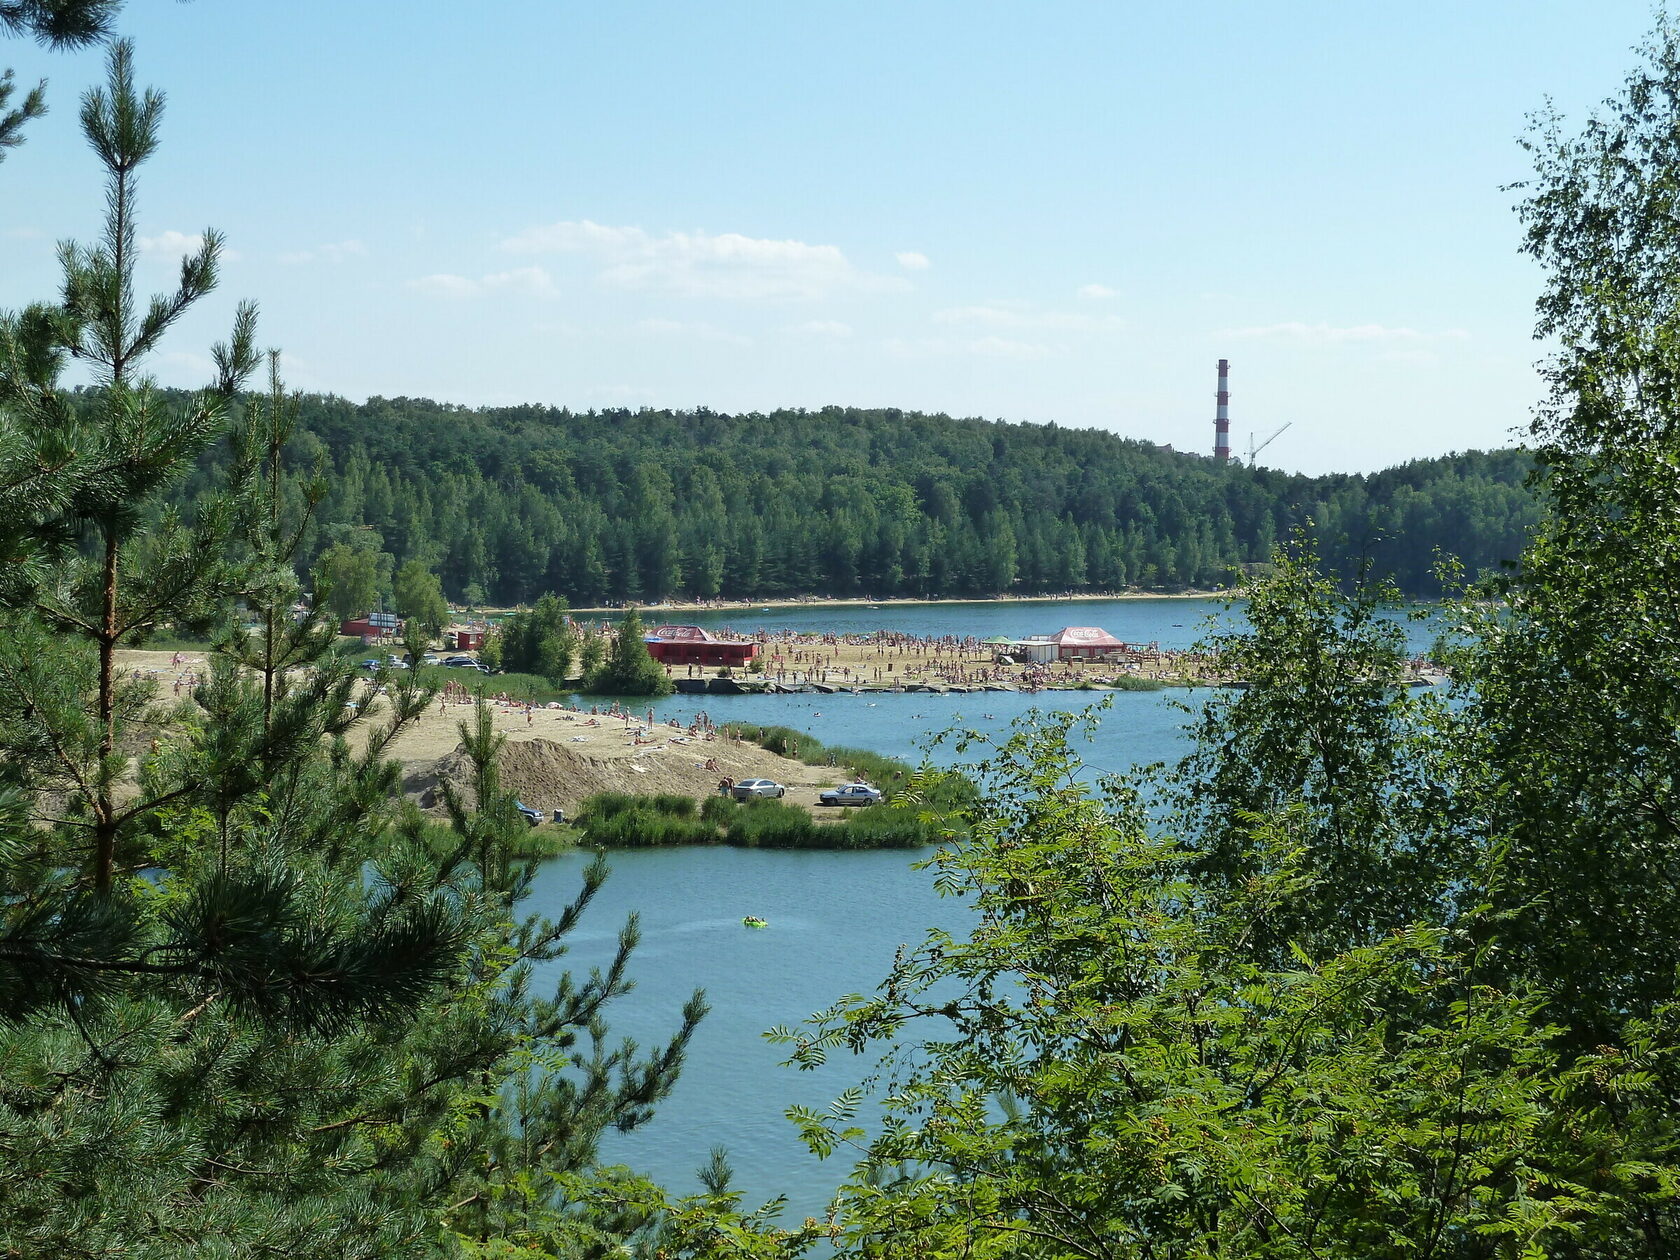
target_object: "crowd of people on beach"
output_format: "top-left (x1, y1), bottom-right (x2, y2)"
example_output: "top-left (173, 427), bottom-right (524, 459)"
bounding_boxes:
top-left (682, 626), bottom-right (1179, 690)
top-left (126, 651), bottom-right (208, 698)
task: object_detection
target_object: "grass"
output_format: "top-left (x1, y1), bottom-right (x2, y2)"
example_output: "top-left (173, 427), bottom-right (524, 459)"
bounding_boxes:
top-left (570, 787), bottom-right (951, 850)
top-left (506, 822), bottom-right (580, 858)
top-left (133, 631), bottom-right (219, 652)
top-left (412, 664), bottom-right (573, 704)
top-left (722, 723), bottom-right (977, 814)
top-left (573, 792), bottom-right (717, 847)
top-left (1088, 673), bottom-right (1166, 692)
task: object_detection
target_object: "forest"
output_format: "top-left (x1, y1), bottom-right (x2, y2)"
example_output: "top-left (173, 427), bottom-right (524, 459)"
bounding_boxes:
top-left (160, 392), bottom-right (1540, 605)
top-left (15, 7), bottom-right (1680, 1259)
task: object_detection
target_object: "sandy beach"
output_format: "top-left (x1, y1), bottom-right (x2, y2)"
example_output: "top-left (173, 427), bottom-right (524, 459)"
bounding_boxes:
top-left (115, 649), bottom-right (852, 818)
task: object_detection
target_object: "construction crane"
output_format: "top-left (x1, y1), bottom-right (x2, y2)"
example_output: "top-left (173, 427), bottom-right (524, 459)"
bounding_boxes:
top-left (1247, 422), bottom-right (1291, 465)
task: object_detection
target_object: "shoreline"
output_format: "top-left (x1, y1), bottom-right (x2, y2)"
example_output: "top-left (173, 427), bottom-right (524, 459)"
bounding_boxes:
top-left (561, 588), bottom-right (1236, 617)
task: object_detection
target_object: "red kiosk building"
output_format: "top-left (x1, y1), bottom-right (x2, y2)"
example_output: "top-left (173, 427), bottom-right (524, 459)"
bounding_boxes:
top-left (643, 624), bottom-right (760, 668)
top-left (1049, 626), bottom-right (1127, 661)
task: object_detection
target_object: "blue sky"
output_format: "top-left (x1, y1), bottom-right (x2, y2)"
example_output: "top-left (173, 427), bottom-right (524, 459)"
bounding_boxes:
top-left (0, 2), bottom-right (1661, 474)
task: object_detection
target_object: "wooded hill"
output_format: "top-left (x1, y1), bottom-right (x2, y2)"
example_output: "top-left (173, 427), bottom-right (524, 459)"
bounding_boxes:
top-left (173, 392), bottom-right (1540, 604)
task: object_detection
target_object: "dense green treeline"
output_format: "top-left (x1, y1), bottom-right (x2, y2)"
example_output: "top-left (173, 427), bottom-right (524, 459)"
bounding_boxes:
top-left (157, 392), bottom-right (1538, 605)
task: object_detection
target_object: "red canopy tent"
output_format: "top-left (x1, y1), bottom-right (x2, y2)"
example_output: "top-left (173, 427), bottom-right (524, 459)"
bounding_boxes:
top-left (1048, 626), bottom-right (1126, 660)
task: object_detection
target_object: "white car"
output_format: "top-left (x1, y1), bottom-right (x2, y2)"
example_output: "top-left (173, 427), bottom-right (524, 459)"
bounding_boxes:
top-left (731, 778), bottom-right (787, 800)
top-left (819, 782), bottom-right (883, 806)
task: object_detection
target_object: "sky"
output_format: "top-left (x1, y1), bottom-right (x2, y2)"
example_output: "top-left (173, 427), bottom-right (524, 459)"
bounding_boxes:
top-left (0, 2), bottom-right (1664, 475)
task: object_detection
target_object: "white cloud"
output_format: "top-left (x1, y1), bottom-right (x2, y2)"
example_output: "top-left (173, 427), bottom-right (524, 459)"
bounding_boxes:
top-left (501, 218), bottom-right (906, 300)
top-left (407, 266), bottom-right (557, 300)
top-left (969, 335), bottom-right (1061, 361)
top-left (933, 303), bottom-right (1122, 333)
top-left (895, 250), bottom-right (930, 271)
top-left (138, 230), bottom-right (241, 262)
top-left (793, 320), bottom-right (854, 338)
top-left (278, 239), bottom-right (367, 266)
top-left (934, 305), bottom-right (1021, 327)
top-left (408, 273), bottom-right (481, 299)
top-left (885, 335), bottom-right (1064, 362)
top-left (505, 220), bottom-right (644, 254)
top-left (482, 266), bottom-right (558, 298)
top-left (139, 229), bottom-right (205, 254)
top-left (636, 317), bottom-right (751, 347)
top-left (1078, 283), bottom-right (1116, 299)
top-left (1223, 321), bottom-right (1470, 344)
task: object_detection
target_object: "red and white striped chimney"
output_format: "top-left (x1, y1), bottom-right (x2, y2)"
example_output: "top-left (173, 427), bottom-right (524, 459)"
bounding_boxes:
top-left (1214, 358), bottom-right (1231, 462)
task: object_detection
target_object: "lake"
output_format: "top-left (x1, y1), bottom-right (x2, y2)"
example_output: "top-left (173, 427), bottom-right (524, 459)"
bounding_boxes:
top-left (536, 596), bottom-right (1444, 1219)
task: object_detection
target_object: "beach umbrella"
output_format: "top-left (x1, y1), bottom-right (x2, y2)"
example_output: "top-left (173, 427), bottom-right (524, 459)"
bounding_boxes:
top-left (981, 635), bottom-right (1013, 645)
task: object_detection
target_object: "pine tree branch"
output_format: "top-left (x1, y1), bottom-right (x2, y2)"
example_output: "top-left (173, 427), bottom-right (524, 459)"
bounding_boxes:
top-left (0, 650), bottom-right (100, 816)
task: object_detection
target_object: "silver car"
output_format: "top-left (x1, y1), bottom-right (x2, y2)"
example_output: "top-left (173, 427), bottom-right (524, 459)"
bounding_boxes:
top-left (731, 778), bottom-right (787, 800)
top-left (819, 782), bottom-right (883, 806)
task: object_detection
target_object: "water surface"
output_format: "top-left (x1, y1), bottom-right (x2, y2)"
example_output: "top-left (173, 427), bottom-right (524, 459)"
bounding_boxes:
top-left (540, 596), bottom-right (1445, 1216)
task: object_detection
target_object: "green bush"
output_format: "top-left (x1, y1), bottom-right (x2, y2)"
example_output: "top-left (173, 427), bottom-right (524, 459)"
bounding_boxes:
top-left (576, 791), bottom-right (696, 827)
top-left (573, 791), bottom-right (715, 847)
top-left (834, 805), bottom-right (938, 849)
top-left (572, 787), bottom-right (955, 851)
top-left (725, 799), bottom-right (819, 848)
top-left (506, 823), bottom-right (579, 859)
top-left (823, 744), bottom-right (903, 785)
top-left (573, 792), bottom-right (643, 826)
top-left (700, 794), bottom-right (736, 825)
top-left (647, 793), bottom-right (696, 818)
top-left (414, 664), bottom-right (572, 703)
top-left (723, 723), bottom-right (811, 760)
top-left (580, 808), bottom-right (717, 848)
top-left (1106, 673), bottom-right (1166, 692)
top-left (584, 609), bottom-right (674, 696)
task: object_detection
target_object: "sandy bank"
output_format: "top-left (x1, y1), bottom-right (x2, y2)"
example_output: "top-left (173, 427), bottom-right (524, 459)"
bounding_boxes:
top-left (114, 649), bottom-right (850, 819)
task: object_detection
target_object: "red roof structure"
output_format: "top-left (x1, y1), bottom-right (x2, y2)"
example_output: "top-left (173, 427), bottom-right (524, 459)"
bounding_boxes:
top-left (650, 624), bottom-right (718, 641)
top-left (644, 625), bottom-right (758, 667)
top-left (1048, 626), bottom-right (1126, 659)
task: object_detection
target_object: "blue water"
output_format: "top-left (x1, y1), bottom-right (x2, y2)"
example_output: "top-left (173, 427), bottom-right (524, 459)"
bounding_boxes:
top-left (530, 847), bottom-right (964, 1223)
top-left (641, 593), bottom-right (1242, 651)
top-left (536, 597), bottom-right (1445, 1217)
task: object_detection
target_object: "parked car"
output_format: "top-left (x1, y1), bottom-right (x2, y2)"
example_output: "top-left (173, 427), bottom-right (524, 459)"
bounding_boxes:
top-left (443, 655), bottom-right (478, 667)
top-left (731, 778), bottom-right (787, 801)
top-left (384, 655), bottom-right (409, 669)
top-left (818, 782), bottom-right (883, 806)
top-left (359, 658), bottom-right (382, 672)
top-left (514, 800), bottom-right (543, 827)
top-left (420, 652), bottom-right (440, 665)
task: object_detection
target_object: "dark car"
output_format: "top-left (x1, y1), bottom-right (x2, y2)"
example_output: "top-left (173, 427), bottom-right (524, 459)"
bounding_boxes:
top-left (514, 800), bottom-right (543, 827)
